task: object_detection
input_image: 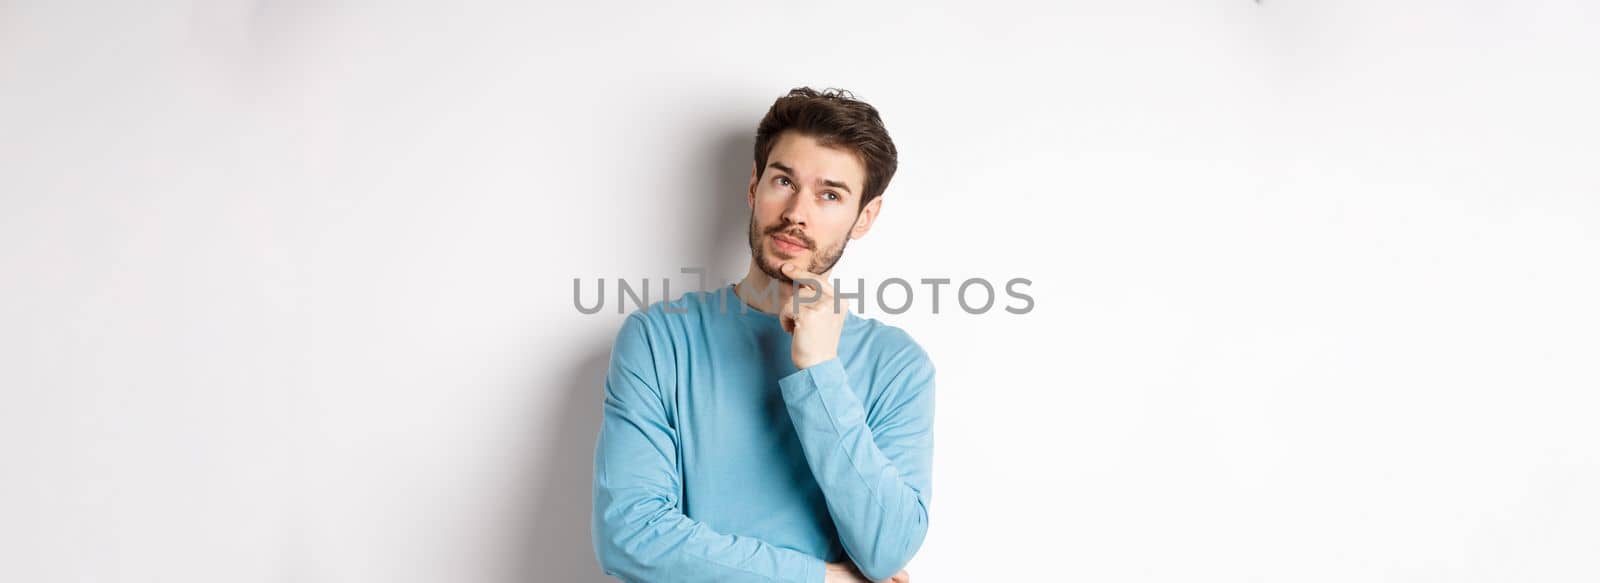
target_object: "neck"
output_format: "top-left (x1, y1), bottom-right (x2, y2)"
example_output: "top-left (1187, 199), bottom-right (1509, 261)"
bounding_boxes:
top-left (735, 260), bottom-right (831, 315)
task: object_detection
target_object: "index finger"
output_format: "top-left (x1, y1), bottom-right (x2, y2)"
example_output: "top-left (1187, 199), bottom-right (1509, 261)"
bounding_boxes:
top-left (783, 264), bottom-right (834, 298)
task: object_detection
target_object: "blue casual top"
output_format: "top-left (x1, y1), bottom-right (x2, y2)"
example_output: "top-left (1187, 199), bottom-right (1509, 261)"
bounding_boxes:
top-left (591, 283), bottom-right (936, 582)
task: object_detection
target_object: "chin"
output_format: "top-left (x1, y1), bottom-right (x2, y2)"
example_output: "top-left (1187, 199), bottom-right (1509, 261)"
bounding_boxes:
top-left (761, 254), bottom-right (797, 281)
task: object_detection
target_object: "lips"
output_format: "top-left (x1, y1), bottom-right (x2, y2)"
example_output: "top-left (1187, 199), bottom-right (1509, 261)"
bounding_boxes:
top-left (772, 234), bottom-right (809, 253)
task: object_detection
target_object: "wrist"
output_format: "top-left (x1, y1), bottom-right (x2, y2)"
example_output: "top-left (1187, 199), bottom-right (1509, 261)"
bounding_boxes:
top-left (823, 562), bottom-right (862, 582)
top-left (794, 353), bottom-right (837, 370)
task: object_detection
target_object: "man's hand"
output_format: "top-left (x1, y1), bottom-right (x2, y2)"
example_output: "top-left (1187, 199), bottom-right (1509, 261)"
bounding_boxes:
top-left (824, 561), bottom-right (910, 583)
top-left (779, 263), bottom-right (846, 370)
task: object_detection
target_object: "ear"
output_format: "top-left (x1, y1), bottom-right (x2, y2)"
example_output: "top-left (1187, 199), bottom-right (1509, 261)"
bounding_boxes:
top-left (849, 197), bottom-right (883, 240)
top-left (747, 160), bottom-right (759, 209)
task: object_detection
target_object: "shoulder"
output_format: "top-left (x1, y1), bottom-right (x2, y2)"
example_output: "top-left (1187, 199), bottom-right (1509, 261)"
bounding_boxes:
top-left (610, 289), bottom-right (720, 387)
top-left (848, 316), bottom-right (937, 423)
top-left (614, 287), bottom-right (721, 342)
top-left (849, 314), bottom-right (935, 376)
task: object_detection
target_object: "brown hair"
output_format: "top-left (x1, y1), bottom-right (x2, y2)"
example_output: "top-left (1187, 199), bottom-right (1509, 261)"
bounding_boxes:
top-left (753, 87), bottom-right (898, 212)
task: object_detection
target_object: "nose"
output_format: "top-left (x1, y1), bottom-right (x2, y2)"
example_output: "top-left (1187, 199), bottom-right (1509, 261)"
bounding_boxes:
top-left (780, 187), bottom-right (813, 227)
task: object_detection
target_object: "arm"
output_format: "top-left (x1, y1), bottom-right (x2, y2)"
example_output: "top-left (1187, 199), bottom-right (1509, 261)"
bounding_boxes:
top-left (592, 312), bottom-right (826, 582)
top-left (777, 345), bottom-right (936, 582)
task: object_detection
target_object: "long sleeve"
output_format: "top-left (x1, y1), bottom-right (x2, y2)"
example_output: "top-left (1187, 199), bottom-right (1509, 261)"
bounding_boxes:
top-left (592, 312), bottom-right (826, 583)
top-left (777, 344), bottom-right (936, 582)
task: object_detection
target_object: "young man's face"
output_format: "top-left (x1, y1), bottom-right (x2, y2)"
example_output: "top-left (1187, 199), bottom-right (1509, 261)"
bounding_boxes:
top-left (747, 131), bottom-right (882, 283)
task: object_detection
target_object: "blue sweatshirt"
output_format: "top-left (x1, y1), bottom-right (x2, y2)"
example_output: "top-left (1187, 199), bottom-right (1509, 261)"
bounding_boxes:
top-left (591, 283), bottom-right (936, 582)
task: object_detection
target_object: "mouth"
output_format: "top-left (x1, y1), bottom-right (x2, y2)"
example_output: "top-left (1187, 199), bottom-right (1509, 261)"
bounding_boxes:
top-left (771, 234), bottom-right (810, 255)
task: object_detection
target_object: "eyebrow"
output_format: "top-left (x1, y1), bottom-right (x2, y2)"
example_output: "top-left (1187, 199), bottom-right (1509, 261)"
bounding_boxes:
top-left (768, 162), bottom-right (854, 195)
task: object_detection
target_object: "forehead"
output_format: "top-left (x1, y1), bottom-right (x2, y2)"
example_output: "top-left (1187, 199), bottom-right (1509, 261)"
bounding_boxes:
top-left (767, 132), bottom-right (866, 190)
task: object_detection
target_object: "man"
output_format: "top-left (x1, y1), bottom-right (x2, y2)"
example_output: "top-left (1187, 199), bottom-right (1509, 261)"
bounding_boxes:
top-left (591, 87), bottom-right (934, 583)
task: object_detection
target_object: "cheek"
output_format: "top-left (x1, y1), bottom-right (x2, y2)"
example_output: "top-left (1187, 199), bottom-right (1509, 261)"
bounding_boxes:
top-left (824, 214), bottom-right (858, 240)
top-left (753, 198), bottom-right (786, 223)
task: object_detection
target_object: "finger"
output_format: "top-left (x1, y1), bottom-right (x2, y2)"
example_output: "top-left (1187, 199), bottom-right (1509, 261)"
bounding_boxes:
top-left (781, 264), bottom-right (834, 306)
top-left (893, 570), bottom-right (910, 583)
top-left (794, 270), bottom-right (835, 298)
top-left (782, 285), bottom-right (801, 314)
top-left (781, 263), bottom-right (831, 294)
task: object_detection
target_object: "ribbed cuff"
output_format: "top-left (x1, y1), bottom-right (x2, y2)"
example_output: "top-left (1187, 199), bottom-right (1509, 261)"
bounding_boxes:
top-left (778, 357), bottom-right (846, 397)
top-left (799, 554), bottom-right (826, 583)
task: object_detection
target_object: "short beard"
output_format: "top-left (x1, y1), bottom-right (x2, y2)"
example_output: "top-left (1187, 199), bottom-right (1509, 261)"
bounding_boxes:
top-left (747, 212), bottom-right (849, 283)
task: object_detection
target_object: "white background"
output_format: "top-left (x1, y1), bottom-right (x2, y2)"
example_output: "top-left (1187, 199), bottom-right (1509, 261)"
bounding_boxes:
top-left (3, 1), bottom-right (1597, 581)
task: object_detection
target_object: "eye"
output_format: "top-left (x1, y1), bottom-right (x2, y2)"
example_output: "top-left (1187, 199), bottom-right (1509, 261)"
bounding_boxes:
top-left (776, 176), bottom-right (793, 188)
top-left (823, 192), bottom-right (840, 201)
